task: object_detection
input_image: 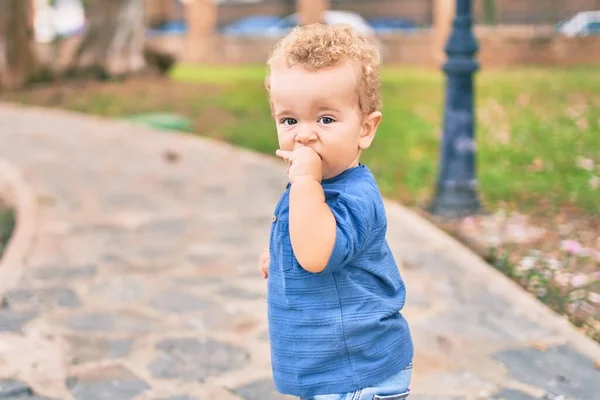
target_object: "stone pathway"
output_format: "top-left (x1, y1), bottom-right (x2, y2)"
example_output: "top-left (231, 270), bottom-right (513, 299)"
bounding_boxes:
top-left (0, 104), bottom-right (599, 400)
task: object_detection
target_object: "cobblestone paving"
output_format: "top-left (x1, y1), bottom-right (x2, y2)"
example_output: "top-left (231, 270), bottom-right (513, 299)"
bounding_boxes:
top-left (0, 104), bottom-right (599, 400)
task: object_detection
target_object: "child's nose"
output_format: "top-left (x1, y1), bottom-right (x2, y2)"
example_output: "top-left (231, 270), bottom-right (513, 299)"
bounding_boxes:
top-left (295, 124), bottom-right (317, 144)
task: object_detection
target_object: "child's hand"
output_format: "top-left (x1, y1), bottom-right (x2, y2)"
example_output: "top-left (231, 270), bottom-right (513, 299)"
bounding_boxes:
top-left (276, 147), bottom-right (322, 184)
top-left (259, 247), bottom-right (269, 279)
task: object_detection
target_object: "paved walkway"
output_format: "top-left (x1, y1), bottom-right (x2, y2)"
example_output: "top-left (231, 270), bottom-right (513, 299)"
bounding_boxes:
top-left (0, 104), bottom-right (599, 400)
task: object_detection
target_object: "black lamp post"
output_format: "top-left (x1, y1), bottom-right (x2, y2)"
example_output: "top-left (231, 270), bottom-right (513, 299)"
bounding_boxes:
top-left (429, 0), bottom-right (482, 218)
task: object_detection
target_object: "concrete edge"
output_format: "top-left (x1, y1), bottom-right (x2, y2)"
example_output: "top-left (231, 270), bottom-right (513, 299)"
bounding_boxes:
top-left (383, 200), bottom-right (600, 360)
top-left (0, 158), bottom-right (37, 296)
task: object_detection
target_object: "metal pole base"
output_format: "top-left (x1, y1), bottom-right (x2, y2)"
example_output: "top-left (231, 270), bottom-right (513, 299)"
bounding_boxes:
top-left (428, 183), bottom-right (483, 219)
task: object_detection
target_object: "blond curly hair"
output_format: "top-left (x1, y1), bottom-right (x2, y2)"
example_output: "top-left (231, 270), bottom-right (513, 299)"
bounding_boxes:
top-left (265, 23), bottom-right (382, 115)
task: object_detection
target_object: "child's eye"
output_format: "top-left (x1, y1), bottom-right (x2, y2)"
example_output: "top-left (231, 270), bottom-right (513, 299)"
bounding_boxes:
top-left (280, 118), bottom-right (297, 126)
top-left (318, 116), bottom-right (335, 124)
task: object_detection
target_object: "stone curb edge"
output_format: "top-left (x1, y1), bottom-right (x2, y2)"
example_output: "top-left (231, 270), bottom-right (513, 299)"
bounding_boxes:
top-left (0, 158), bottom-right (37, 297)
top-left (383, 200), bottom-right (600, 360)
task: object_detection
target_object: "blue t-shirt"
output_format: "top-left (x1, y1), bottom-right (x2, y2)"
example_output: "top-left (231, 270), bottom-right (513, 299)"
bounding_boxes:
top-left (267, 164), bottom-right (413, 397)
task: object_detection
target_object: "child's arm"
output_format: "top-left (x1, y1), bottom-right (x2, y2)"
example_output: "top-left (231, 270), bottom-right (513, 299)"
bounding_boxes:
top-left (276, 147), bottom-right (336, 274)
top-left (288, 178), bottom-right (336, 273)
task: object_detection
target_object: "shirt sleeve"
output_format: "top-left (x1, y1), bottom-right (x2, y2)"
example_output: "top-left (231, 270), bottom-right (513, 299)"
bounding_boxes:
top-left (319, 191), bottom-right (372, 274)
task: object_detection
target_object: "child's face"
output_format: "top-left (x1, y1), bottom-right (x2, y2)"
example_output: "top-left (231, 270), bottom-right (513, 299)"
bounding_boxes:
top-left (269, 61), bottom-right (380, 180)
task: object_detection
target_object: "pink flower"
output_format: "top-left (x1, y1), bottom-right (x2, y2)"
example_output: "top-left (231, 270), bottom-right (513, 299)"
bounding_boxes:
top-left (561, 240), bottom-right (583, 255)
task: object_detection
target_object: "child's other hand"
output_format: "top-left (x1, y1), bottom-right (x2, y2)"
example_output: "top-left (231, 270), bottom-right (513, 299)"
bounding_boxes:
top-left (276, 147), bottom-right (322, 184)
top-left (259, 247), bottom-right (269, 279)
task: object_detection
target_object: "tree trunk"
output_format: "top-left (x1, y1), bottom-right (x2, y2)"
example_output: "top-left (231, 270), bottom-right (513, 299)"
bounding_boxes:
top-left (0, 0), bottom-right (39, 90)
top-left (68, 0), bottom-right (148, 78)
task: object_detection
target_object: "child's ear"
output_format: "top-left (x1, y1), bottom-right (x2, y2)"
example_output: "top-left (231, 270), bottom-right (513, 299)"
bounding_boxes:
top-left (358, 111), bottom-right (382, 150)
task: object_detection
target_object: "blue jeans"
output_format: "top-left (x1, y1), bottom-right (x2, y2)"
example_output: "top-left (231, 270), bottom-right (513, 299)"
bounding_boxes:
top-left (301, 362), bottom-right (412, 400)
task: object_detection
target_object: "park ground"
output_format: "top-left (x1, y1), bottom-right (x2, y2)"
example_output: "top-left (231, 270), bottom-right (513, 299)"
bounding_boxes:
top-left (1, 64), bottom-right (599, 343)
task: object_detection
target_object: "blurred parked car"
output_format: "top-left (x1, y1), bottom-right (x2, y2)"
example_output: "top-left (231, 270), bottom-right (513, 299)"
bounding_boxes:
top-left (367, 17), bottom-right (419, 34)
top-left (220, 15), bottom-right (282, 36)
top-left (557, 10), bottom-right (600, 36)
top-left (266, 10), bottom-right (376, 37)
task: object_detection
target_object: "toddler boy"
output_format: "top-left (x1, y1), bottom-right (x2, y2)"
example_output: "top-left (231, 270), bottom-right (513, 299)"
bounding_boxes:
top-left (259, 23), bottom-right (414, 399)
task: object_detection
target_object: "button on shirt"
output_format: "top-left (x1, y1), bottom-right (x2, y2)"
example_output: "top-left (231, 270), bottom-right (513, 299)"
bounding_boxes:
top-left (267, 164), bottom-right (413, 397)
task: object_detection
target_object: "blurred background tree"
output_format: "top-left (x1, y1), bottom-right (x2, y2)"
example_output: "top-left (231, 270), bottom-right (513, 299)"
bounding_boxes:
top-left (0, 0), bottom-right (40, 89)
top-left (0, 0), bottom-right (173, 88)
top-left (67, 0), bottom-right (148, 78)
